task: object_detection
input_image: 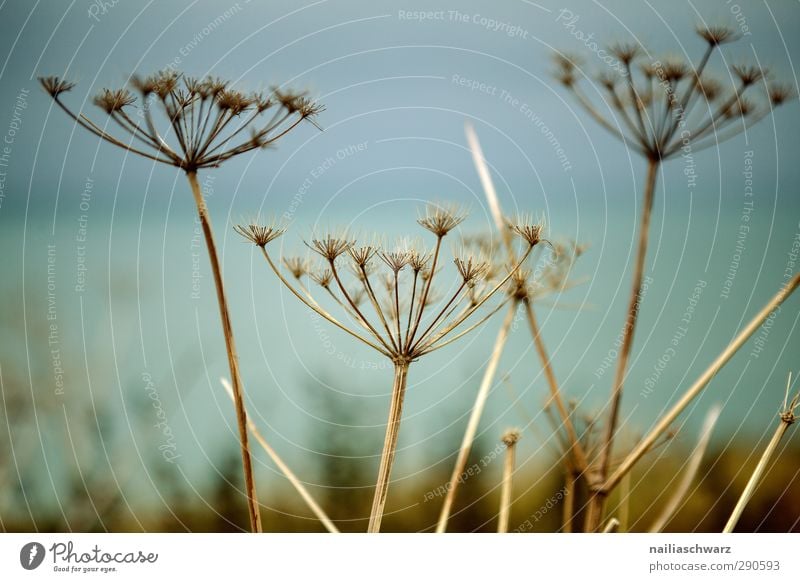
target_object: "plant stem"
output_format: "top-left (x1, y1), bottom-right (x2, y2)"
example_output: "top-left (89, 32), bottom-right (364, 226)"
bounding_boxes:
top-left (220, 378), bottom-right (339, 533)
top-left (522, 297), bottom-right (589, 474)
top-left (587, 157), bottom-right (659, 531)
top-left (649, 404), bottom-right (721, 532)
top-left (562, 472), bottom-right (576, 533)
top-left (186, 171), bottom-right (261, 533)
top-left (436, 303), bottom-right (516, 533)
top-left (498, 435), bottom-right (518, 533)
top-left (723, 393), bottom-right (798, 533)
top-left (605, 272), bottom-right (800, 495)
top-left (367, 360), bottom-right (411, 533)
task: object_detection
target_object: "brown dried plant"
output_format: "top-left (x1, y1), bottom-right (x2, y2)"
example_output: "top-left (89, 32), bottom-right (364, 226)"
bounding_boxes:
top-left (236, 203), bottom-right (545, 532)
top-left (40, 71), bottom-right (322, 532)
top-left (554, 25), bottom-right (794, 529)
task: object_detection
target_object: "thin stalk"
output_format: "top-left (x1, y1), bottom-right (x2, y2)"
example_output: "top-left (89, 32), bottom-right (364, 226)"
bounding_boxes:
top-left (522, 297), bottom-right (588, 475)
top-left (562, 472), bottom-right (576, 533)
top-left (498, 433), bottom-right (519, 533)
top-left (602, 517), bottom-right (620, 533)
top-left (220, 378), bottom-right (339, 533)
top-left (649, 404), bottom-right (721, 532)
top-left (606, 272), bottom-right (800, 494)
top-left (587, 157), bottom-right (659, 531)
top-left (723, 382), bottom-right (798, 533)
top-left (436, 303), bottom-right (516, 532)
top-left (367, 361), bottom-right (411, 533)
top-left (186, 171), bottom-right (261, 533)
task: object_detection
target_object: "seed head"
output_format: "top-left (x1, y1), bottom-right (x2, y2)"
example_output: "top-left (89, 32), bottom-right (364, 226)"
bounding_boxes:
top-left (510, 216), bottom-right (547, 247)
top-left (731, 64), bottom-right (766, 86)
top-left (454, 254), bottom-right (490, 287)
top-left (408, 248), bottom-right (431, 272)
top-left (768, 83), bottom-right (795, 106)
top-left (39, 76), bottom-right (76, 97)
top-left (378, 249), bottom-right (411, 273)
top-left (609, 42), bottom-right (640, 65)
top-left (348, 244), bottom-right (377, 267)
top-left (501, 429), bottom-right (521, 447)
top-left (282, 257), bottom-right (309, 279)
top-left (310, 267), bottom-right (333, 288)
top-left (93, 88), bottom-right (136, 113)
top-left (697, 25), bottom-right (737, 46)
top-left (307, 233), bottom-right (353, 261)
top-left (234, 222), bottom-right (285, 247)
top-left (417, 203), bottom-right (467, 237)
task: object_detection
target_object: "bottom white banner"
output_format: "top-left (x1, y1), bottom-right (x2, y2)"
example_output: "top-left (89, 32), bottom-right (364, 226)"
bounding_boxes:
top-left (0, 533), bottom-right (797, 581)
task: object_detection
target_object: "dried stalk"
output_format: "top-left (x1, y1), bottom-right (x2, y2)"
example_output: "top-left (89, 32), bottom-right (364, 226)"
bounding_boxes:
top-left (221, 378), bottom-right (339, 533)
top-left (605, 273), bottom-right (800, 495)
top-left (649, 404), bottom-right (721, 532)
top-left (367, 361), bottom-right (411, 533)
top-left (188, 171), bottom-right (261, 532)
top-left (601, 517), bottom-right (620, 533)
top-left (723, 375), bottom-right (798, 533)
top-left (436, 303), bottom-right (516, 532)
top-left (498, 429), bottom-right (520, 533)
top-left (587, 158), bottom-right (659, 529)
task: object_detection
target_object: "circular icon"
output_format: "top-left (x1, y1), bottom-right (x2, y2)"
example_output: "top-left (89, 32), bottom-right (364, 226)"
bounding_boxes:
top-left (19, 542), bottom-right (45, 570)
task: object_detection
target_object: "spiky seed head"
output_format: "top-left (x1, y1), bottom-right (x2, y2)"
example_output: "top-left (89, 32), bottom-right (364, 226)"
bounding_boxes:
top-left (768, 83), bottom-right (795, 106)
top-left (697, 25), bottom-right (737, 46)
top-left (501, 428), bottom-right (521, 447)
top-left (417, 203), bottom-right (467, 237)
top-left (510, 216), bottom-right (546, 247)
top-left (408, 249), bottom-right (431, 272)
top-left (234, 222), bottom-right (285, 247)
top-left (39, 76), bottom-right (76, 97)
top-left (348, 245), bottom-right (377, 267)
top-left (216, 89), bottom-right (254, 114)
top-left (310, 268), bottom-right (333, 288)
top-left (378, 250), bottom-right (411, 273)
top-left (349, 288), bottom-right (367, 308)
top-left (662, 58), bottom-right (689, 82)
top-left (282, 257), bottom-right (309, 279)
top-left (731, 64), bottom-right (766, 86)
top-left (723, 97), bottom-right (755, 119)
top-left (510, 267), bottom-right (532, 300)
top-left (609, 42), bottom-right (640, 65)
top-left (93, 88), bottom-right (136, 113)
top-left (697, 76), bottom-right (722, 102)
top-left (597, 71), bottom-right (617, 92)
top-left (307, 233), bottom-right (353, 261)
top-left (454, 255), bottom-right (490, 287)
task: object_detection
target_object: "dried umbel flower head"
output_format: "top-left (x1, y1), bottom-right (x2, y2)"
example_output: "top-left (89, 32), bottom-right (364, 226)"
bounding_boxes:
top-left (417, 202), bottom-right (467, 237)
top-left (282, 257), bottom-right (309, 279)
top-left (554, 24), bottom-right (793, 160)
top-left (306, 232), bottom-right (353, 261)
top-left (233, 221), bottom-right (285, 248)
top-left (40, 70), bottom-right (323, 171)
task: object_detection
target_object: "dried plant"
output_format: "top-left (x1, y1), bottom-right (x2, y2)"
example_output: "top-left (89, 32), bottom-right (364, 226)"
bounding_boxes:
top-left (723, 373), bottom-right (799, 533)
top-left (236, 204), bottom-right (544, 532)
top-left (498, 429), bottom-right (520, 533)
top-left (554, 26), bottom-right (794, 529)
top-left (436, 124), bottom-right (589, 533)
top-left (40, 71), bottom-right (322, 532)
